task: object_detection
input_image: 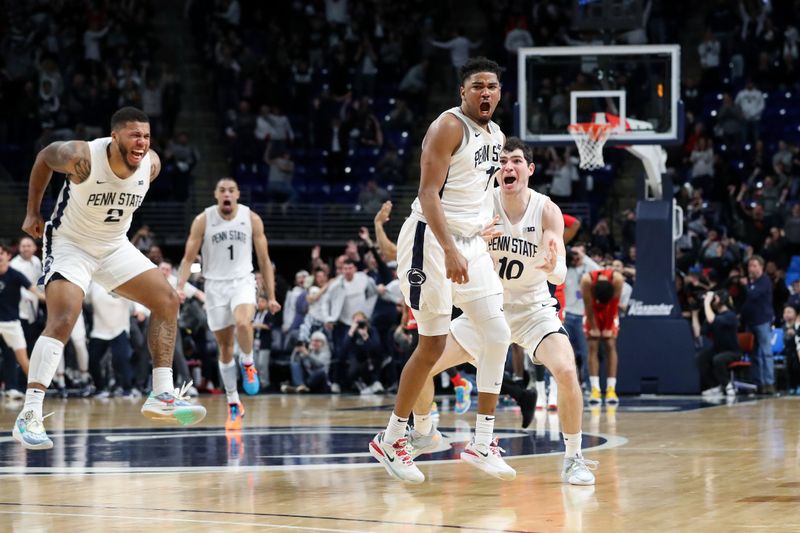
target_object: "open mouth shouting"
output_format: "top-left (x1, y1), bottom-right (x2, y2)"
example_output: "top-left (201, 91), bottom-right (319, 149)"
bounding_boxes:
top-left (129, 149), bottom-right (146, 165)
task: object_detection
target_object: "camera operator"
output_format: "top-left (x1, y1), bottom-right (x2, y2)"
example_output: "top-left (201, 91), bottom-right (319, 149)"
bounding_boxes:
top-left (343, 311), bottom-right (383, 394)
top-left (282, 332), bottom-right (332, 393)
top-left (694, 290), bottom-right (741, 397)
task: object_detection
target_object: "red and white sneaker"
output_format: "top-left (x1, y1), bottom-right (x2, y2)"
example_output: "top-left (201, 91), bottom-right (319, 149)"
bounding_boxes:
top-left (369, 432), bottom-right (424, 484)
top-left (460, 437), bottom-right (516, 480)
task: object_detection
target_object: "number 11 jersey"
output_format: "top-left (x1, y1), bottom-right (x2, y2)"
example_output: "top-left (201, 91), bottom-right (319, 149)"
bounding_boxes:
top-left (201, 204), bottom-right (253, 280)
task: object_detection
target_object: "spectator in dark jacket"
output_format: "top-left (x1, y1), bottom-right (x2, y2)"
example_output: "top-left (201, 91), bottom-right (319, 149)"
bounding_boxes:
top-left (739, 255), bottom-right (775, 393)
top-left (342, 311), bottom-right (384, 394)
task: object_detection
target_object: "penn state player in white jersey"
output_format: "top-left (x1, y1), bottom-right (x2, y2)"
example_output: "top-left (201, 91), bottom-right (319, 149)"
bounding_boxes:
top-left (409, 138), bottom-right (598, 485)
top-left (176, 178), bottom-right (281, 430)
top-left (370, 58), bottom-right (512, 484)
top-left (13, 107), bottom-right (206, 450)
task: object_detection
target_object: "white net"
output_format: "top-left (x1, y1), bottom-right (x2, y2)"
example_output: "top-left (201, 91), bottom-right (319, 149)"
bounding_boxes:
top-left (568, 123), bottom-right (614, 170)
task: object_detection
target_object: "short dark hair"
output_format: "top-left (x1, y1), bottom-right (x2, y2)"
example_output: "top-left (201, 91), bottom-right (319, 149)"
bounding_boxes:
top-left (216, 177), bottom-right (239, 188)
top-left (110, 107), bottom-right (149, 131)
top-left (0, 243), bottom-right (12, 255)
top-left (459, 57), bottom-right (502, 86)
top-left (503, 137), bottom-right (533, 164)
top-left (594, 279), bottom-right (615, 304)
top-left (342, 258), bottom-right (357, 267)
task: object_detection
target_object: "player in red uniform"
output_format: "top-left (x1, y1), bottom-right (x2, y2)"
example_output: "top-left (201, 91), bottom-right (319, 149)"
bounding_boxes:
top-left (581, 268), bottom-right (624, 405)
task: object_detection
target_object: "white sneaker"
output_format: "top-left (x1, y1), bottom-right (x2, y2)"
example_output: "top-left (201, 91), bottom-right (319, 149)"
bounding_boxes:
top-left (369, 431), bottom-right (424, 483)
top-left (702, 386), bottom-right (723, 397)
top-left (5, 389), bottom-right (24, 400)
top-left (141, 382), bottom-right (207, 426)
top-left (12, 410), bottom-right (54, 450)
top-left (460, 438), bottom-right (516, 480)
top-left (408, 428), bottom-right (442, 458)
top-left (562, 455), bottom-right (598, 485)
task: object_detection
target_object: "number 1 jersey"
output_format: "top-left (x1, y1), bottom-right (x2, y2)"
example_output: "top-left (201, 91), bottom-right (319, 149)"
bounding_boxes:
top-left (200, 204), bottom-right (253, 280)
top-left (487, 188), bottom-right (554, 306)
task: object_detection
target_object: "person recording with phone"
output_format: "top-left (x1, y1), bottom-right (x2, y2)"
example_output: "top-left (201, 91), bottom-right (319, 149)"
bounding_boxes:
top-left (694, 289), bottom-right (741, 398)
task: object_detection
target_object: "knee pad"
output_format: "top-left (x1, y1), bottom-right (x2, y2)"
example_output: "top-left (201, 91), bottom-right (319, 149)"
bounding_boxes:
top-left (474, 314), bottom-right (511, 395)
top-left (28, 336), bottom-right (64, 387)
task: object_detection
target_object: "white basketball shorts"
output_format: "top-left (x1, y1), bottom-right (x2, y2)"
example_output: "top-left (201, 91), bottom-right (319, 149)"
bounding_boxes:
top-left (0, 320), bottom-right (26, 351)
top-left (204, 275), bottom-right (257, 331)
top-left (451, 302), bottom-right (566, 364)
top-left (397, 215), bottom-right (502, 336)
top-left (40, 235), bottom-right (156, 295)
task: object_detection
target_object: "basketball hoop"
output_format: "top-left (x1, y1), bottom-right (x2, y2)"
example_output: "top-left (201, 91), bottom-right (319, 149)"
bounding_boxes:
top-left (568, 122), bottom-right (614, 170)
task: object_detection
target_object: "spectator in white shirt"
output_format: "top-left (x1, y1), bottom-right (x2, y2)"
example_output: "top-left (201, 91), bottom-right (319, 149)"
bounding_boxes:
top-left (735, 79), bottom-right (766, 144)
top-left (690, 137), bottom-right (715, 194)
top-left (698, 30), bottom-right (721, 89)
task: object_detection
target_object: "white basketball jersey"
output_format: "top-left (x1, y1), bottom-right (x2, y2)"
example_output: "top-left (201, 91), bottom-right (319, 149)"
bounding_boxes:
top-left (48, 138), bottom-right (150, 257)
top-left (200, 204), bottom-right (254, 280)
top-left (410, 107), bottom-right (504, 237)
top-left (487, 188), bottom-right (553, 305)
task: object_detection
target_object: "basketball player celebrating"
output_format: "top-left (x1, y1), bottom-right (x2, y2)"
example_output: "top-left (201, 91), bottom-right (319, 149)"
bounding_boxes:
top-left (369, 57), bottom-right (512, 484)
top-left (176, 178), bottom-right (281, 430)
top-left (13, 107), bottom-right (207, 451)
top-left (407, 139), bottom-right (598, 484)
top-left (581, 268), bottom-right (624, 405)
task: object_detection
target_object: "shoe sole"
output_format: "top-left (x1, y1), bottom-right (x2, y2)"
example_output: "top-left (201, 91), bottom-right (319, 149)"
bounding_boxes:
top-left (605, 398), bottom-right (619, 405)
top-left (12, 425), bottom-right (53, 450)
top-left (141, 406), bottom-right (207, 426)
top-left (460, 452), bottom-right (516, 480)
top-left (368, 440), bottom-right (424, 484)
top-left (563, 474), bottom-right (596, 486)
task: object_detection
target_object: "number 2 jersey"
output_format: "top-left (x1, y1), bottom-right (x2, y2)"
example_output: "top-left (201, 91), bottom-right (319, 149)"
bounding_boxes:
top-left (409, 107), bottom-right (504, 238)
top-left (200, 204), bottom-right (253, 280)
top-left (486, 188), bottom-right (554, 306)
top-left (47, 137), bottom-right (150, 257)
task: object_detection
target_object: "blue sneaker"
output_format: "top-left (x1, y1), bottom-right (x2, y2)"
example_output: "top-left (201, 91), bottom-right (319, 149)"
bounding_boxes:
top-left (12, 410), bottom-right (54, 450)
top-left (454, 380), bottom-right (473, 415)
top-left (241, 362), bottom-right (260, 395)
top-left (140, 382), bottom-right (207, 426)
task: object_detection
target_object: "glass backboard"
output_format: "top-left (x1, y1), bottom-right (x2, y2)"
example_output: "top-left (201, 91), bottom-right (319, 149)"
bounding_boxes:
top-left (517, 45), bottom-right (681, 145)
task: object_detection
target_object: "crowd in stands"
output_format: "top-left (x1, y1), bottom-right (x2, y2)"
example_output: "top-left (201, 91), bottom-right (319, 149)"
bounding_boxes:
top-left (0, 0), bottom-right (198, 199)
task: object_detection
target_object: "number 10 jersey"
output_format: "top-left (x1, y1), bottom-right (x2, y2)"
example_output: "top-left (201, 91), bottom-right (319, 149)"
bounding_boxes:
top-left (487, 188), bottom-right (554, 306)
top-left (200, 204), bottom-right (253, 281)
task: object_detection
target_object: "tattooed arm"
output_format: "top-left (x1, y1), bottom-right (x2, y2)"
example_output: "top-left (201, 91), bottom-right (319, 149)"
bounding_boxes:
top-left (23, 140), bottom-right (91, 238)
top-left (149, 150), bottom-right (161, 182)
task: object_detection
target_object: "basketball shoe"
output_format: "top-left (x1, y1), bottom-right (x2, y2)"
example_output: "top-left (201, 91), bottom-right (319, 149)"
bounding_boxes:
top-left (460, 437), bottom-right (516, 480)
top-left (12, 410), bottom-right (54, 450)
top-left (141, 382), bottom-right (207, 426)
top-left (605, 386), bottom-right (619, 405)
top-left (226, 402), bottom-right (245, 430)
top-left (408, 427), bottom-right (443, 458)
top-left (561, 455), bottom-right (598, 485)
top-left (369, 431), bottom-right (424, 483)
top-left (241, 362), bottom-right (260, 395)
top-left (588, 388), bottom-right (602, 405)
top-left (454, 380), bottom-right (473, 415)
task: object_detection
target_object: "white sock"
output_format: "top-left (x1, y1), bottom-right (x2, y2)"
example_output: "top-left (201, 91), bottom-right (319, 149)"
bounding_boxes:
top-left (590, 376), bottom-right (600, 390)
top-left (563, 431), bottom-right (582, 457)
top-left (607, 377), bottom-right (617, 389)
top-left (28, 336), bottom-right (64, 388)
top-left (384, 412), bottom-right (409, 444)
top-left (219, 359), bottom-right (240, 404)
top-left (73, 341), bottom-right (89, 376)
top-left (152, 367), bottom-right (174, 396)
top-left (475, 413), bottom-right (495, 446)
top-left (548, 379), bottom-right (559, 399)
top-left (413, 412), bottom-right (433, 436)
top-left (23, 389), bottom-right (45, 419)
top-left (536, 380), bottom-right (546, 400)
top-left (240, 351), bottom-right (254, 366)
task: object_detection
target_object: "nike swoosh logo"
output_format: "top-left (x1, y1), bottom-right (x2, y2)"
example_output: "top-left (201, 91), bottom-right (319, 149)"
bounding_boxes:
top-left (96, 181), bottom-right (107, 184)
top-left (474, 131), bottom-right (481, 137)
top-left (542, 303), bottom-right (550, 307)
top-left (477, 449), bottom-right (489, 457)
top-left (493, 381), bottom-right (501, 386)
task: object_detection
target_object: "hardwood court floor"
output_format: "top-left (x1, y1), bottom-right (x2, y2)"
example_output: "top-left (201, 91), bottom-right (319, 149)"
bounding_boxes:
top-left (0, 393), bottom-right (798, 532)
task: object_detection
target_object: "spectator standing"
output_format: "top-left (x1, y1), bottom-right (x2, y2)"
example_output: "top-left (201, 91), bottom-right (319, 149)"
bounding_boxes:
top-left (735, 80), bottom-right (766, 145)
top-left (739, 255), bottom-right (775, 394)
